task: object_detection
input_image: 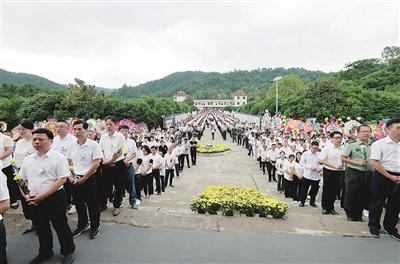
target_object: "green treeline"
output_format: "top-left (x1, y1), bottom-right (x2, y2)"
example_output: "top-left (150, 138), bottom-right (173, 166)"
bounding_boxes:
top-left (235, 46), bottom-right (400, 120)
top-left (112, 68), bottom-right (328, 100)
top-left (0, 79), bottom-right (192, 128)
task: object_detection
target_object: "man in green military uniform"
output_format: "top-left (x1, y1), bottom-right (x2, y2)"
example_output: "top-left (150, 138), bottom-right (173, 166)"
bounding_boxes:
top-left (341, 124), bottom-right (373, 221)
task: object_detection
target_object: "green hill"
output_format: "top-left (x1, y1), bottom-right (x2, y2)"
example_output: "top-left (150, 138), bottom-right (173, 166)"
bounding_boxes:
top-left (0, 68), bottom-right (113, 94)
top-left (112, 68), bottom-right (329, 99)
top-left (0, 68), bottom-right (65, 90)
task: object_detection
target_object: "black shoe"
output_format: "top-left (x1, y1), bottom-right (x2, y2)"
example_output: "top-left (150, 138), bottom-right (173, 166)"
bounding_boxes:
top-left (72, 224), bottom-right (90, 238)
top-left (62, 253), bottom-right (75, 264)
top-left (347, 217), bottom-right (358, 222)
top-left (384, 229), bottom-right (400, 241)
top-left (273, 179), bottom-right (278, 182)
top-left (330, 209), bottom-right (339, 215)
top-left (169, 184), bottom-right (174, 187)
top-left (310, 203), bottom-right (318, 208)
top-left (10, 202), bottom-right (19, 209)
top-left (322, 209), bottom-right (330, 215)
top-left (299, 202), bottom-right (305, 207)
top-left (188, 166), bottom-right (191, 168)
top-left (370, 229), bottom-right (380, 238)
top-left (90, 227), bottom-right (100, 239)
top-left (29, 252), bottom-right (54, 264)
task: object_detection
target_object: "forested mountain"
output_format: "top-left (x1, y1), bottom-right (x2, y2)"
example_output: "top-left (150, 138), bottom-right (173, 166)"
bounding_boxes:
top-left (0, 68), bottom-right (65, 90)
top-left (112, 68), bottom-right (329, 99)
top-left (0, 68), bottom-right (113, 94)
top-left (239, 46), bottom-right (400, 120)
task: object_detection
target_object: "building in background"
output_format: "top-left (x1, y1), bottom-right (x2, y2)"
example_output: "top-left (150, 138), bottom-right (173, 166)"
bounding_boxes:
top-left (173, 91), bottom-right (187, 102)
top-left (191, 90), bottom-right (248, 110)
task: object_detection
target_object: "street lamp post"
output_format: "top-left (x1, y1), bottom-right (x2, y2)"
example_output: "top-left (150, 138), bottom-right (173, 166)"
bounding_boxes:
top-left (271, 76), bottom-right (282, 115)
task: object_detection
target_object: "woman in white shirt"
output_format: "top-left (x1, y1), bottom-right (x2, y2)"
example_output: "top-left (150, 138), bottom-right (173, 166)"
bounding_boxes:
top-left (275, 151), bottom-right (286, 193)
top-left (14, 120), bottom-right (36, 234)
top-left (292, 152), bottom-right (303, 202)
top-left (284, 154), bottom-right (296, 198)
top-left (141, 146), bottom-right (153, 199)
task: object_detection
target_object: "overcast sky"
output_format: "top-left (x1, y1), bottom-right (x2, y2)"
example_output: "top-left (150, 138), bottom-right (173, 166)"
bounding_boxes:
top-left (0, 0), bottom-right (399, 88)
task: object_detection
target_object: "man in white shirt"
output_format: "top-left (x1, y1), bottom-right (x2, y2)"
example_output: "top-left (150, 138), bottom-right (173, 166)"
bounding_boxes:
top-left (52, 120), bottom-right (77, 214)
top-left (119, 125), bottom-right (138, 209)
top-left (68, 120), bottom-right (103, 240)
top-left (0, 131), bottom-right (17, 209)
top-left (99, 116), bottom-right (128, 217)
top-left (299, 141), bottom-right (322, 207)
top-left (260, 144), bottom-right (268, 176)
top-left (369, 118), bottom-right (400, 240)
top-left (0, 168), bottom-right (10, 264)
top-left (319, 131), bottom-right (345, 215)
top-left (267, 143), bottom-right (278, 182)
top-left (20, 128), bottom-right (75, 264)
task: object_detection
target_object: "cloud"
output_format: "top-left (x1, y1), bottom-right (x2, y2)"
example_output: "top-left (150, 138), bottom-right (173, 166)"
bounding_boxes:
top-left (1, 1), bottom-right (398, 88)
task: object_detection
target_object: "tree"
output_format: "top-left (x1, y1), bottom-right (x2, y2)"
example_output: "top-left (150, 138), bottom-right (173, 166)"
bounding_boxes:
top-left (381, 46), bottom-right (400, 62)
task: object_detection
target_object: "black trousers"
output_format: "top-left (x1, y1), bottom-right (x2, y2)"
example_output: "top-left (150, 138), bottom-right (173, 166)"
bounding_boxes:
top-left (153, 169), bottom-right (161, 194)
top-left (277, 174), bottom-right (284, 192)
top-left (135, 174), bottom-right (142, 200)
top-left (261, 161), bottom-right (267, 175)
top-left (99, 160), bottom-right (129, 209)
top-left (300, 178), bottom-right (320, 204)
top-left (165, 169), bottom-right (174, 186)
top-left (183, 154), bottom-right (190, 167)
top-left (321, 168), bottom-right (343, 211)
top-left (143, 173), bottom-right (153, 195)
top-left (266, 161), bottom-right (276, 181)
top-left (175, 164), bottom-right (180, 177)
top-left (72, 175), bottom-right (100, 229)
top-left (292, 176), bottom-right (301, 201)
top-left (2, 165), bottom-right (17, 204)
top-left (179, 155), bottom-right (184, 171)
top-left (63, 181), bottom-right (74, 208)
top-left (284, 178), bottom-right (293, 198)
top-left (21, 197), bottom-right (32, 220)
top-left (0, 220), bottom-right (7, 264)
top-left (30, 189), bottom-right (75, 257)
top-left (368, 171), bottom-right (400, 233)
top-left (190, 148), bottom-right (197, 165)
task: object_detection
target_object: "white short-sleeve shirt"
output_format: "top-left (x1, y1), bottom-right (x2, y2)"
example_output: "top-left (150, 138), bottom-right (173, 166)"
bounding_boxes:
top-left (20, 150), bottom-right (70, 196)
top-left (319, 144), bottom-right (344, 171)
top-left (99, 131), bottom-right (127, 162)
top-left (67, 138), bottom-right (103, 176)
top-left (0, 133), bottom-right (14, 168)
top-left (14, 138), bottom-right (35, 168)
top-left (52, 133), bottom-right (76, 157)
top-left (0, 170), bottom-right (10, 220)
top-left (370, 136), bottom-right (400, 173)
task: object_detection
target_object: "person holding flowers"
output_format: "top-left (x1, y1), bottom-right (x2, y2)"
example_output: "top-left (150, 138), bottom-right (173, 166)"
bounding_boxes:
top-left (19, 128), bottom-right (75, 264)
top-left (68, 120), bottom-right (103, 240)
top-left (14, 120), bottom-right (36, 234)
top-left (99, 116), bottom-right (128, 216)
top-left (52, 120), bottom-right (77, 215)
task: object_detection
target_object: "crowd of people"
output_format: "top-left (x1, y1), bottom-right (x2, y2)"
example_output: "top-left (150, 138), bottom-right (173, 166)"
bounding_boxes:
top-left (210, 110), bottom-right (400, 242)
top-left (0, 112), bottom-right (209, 264)
top-left (1, 109), bottom-right (400, 264)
